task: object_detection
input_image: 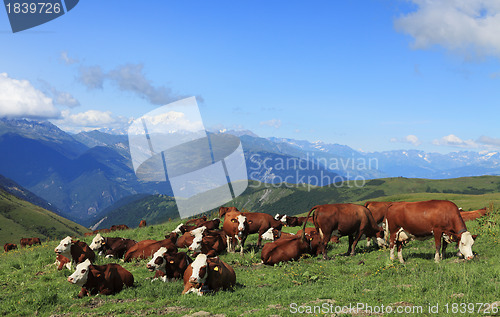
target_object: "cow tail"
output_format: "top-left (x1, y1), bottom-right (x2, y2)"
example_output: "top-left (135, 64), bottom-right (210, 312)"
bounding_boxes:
top-left (301, 206), bottom-right (317, 242)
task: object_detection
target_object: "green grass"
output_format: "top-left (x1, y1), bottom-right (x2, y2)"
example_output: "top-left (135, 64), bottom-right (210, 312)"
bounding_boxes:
top-left (1, 206), bottom-right (499, 317)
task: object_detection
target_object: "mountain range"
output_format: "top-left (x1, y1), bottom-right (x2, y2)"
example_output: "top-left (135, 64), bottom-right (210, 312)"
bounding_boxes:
top-left (0, 118), bottom-right (499, 226)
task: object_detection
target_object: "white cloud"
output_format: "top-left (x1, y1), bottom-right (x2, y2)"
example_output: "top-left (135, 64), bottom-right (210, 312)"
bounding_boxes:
top-left (60, 51), bottom-right (78, 65)
top-left (433, 134), bottom-right (478, 148)
top-left (390, 134), bottom-right (422, 146)
top-left (78, 65), bottom-right (105, 89)
top-left (38, 79), bottom-right (80, 108)
top-left (477, 135), bottom-right (500, 147)
top-left (51, 109), bottom-right (129, 133)
top-left (395, 0), bottom-right (500, 59)
top-left (260, 119), bottom-right (282, 129)
top-left (0, 73), bottom-right (60, 119)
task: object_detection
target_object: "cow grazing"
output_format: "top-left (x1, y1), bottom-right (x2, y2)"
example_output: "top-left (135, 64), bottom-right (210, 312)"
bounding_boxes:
top-left (67, 259), bottom-right (134, 297)
top-left (182, 254), bottom-right (236, 295)
top-left (185, 216), bottom-right (208, 226)
top-left (89, 233), bottom-right (137, 258)
top-left (188, 229), bottom-right (227, 257)
top-left (146, 247), bottom-right (192, 282)
top-left (20, 237), bottom-right (41, 248)
top-left (139, 220), bottom-right (147, 228)
top-left (301, 204), bottom-right (384, 259)
top-left (123, 235), bottom-right (178, 262)
top-left (222, 211), bottom-right (249, 254)
top-left (55, 254), bottom-right (72, 270)
top-left (4, 243), bottom-right (17, 252)
top-left (386, 200), bottom-right (475, 263)
top-left (261, 234), bottom-right (321, 265)
top-left (55, 236), bottom-right (95, 267)
top-left (460, 207), bottom-right (489, 222)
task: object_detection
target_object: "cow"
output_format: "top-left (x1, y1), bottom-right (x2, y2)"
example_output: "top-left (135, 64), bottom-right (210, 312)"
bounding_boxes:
top-left (386, 200), bottom-right (475, 263)
top-left (84, 232), bottom-right (94, 237)
top-left (175, 226), bottom-right (207, 248)
top-left (261, 234), bottom-right (321, 265)
top-left (182, 254), bottom-right (236, 295)
top-left (219, 206), bottom-right (239, 218)
top-left (89, 233), bottom-right (137, 258)
top-left (54, 236), bottom-right (96, 267)
top-left (278, 215), bottom-right (313, 227)
top-left (364, 201), bottom-right (402, 246)
top-left (123, 235), bottom-right (178, 262)
top-left (139, 220), bottom-right (147, 228)
top-left (460, 207), bottom-right (489, 222)
top-left (110, 224), bottom-right (129, 231)
top-left (297, 227), bottom-right (340, 244)
top-left (222, 210), bottom-right (249, 254)
top-left (67, 259), bottom-right (134, 298)
top-left (185, 215), bottom-right (208, 226)
top-left (54, 254), bottom-right (72, 270)
top-left (20, 237), bottom-right (41, 248)
top-left (301, 203), bottom-right (384, 259)
top-left (241, 211), bottom-right (283, 247)
top-left (188, 229), bottom-right (227, 257)
top-left (146, 247), bottom-right (192, 282)
top-left (4, 243), bottom-right (17, 252)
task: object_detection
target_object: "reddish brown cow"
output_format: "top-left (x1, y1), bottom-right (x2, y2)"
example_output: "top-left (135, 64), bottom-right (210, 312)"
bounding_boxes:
top-left (386, 200), bottom-right (475, 263)
top-left (55, 236), bottom-right (96, 266)
top-left (222, 210), bottom-right (249, 254)
top-left (301, 203), bottom-right (383, 259)
top-left (4, 243), bottom-right (17, 252)
top-left (219, 206), bottom-right (239, 218)
top-left (20, 237), bottom-right (41, 248)
top-left (123, 235), bottom-right (178, 262)
top-left (278, 215), bottom-right (313, 227)
top-left (185, 216), bottom-right (208, 226)
top-left (261, 234), bottom-right (321, 265)
top-left (182, 254), bottom-right (236, 295)
top-left (68, 260), bottom-right (134, 297)
top-left (188, 229), bottom-right (227, 257)
top-left (297, 228), bottom-right (340, 244)
top-left (110, 224), bottom-right (129, 231)
top-left (147, 247), bottom-right (193, 282)
top-left (139, 220), bottom-right (147, 228)
top-left (460, 207), bottom-right (489, 222)
top-left (84, 232), bottom-right (94, 237)
top-left (55, 254), bottom-right (71, 270)
top-left (242, 211), bottom-right (283, 247)
top-left (89, 234), bottom-right (137, 258)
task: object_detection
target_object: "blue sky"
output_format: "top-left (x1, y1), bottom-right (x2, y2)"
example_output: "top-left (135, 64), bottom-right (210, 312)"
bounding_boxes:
top-left (0, 0), bottom-right (499, 154)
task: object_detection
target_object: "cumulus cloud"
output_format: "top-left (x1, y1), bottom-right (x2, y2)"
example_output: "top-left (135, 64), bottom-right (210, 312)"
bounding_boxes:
top-left (51, 109), bottom-right (130, 133)
top-left (78, 63), bottom-right (186, 105)
top-left (391, 134), bottom-right (422, 146)
top-left (432, 134), bottom-right (478, 148)
top-left (0, 73), bottom-right (60, 119)
top-left (60, 51), bottom-right (78, 65)
top-left (395, 0), bottom-right (500, 58)
top-left (260, 119), bottom-right (282, 129)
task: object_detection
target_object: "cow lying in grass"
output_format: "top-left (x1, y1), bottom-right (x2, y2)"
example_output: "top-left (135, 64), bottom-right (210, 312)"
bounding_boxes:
top-left (146, 247), bottom-right (192, 282)
top-left (182, 254), bottom-right (236, 296)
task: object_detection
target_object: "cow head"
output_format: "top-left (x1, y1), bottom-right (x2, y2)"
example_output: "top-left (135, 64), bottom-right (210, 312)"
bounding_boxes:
top-left (188, 254), bottom-right (209, 286)
top-left (188, 234), bottom-right (204, 252)
top-left (67, 259), bottom-right (92, 286)
top-left (458, 231), bottom-right (475, 260)
top-left (236, 215), bottom-right (247, 238)
top-left (89, 233), bottom-right (104, 251)
top-left (172, 223), bottom-right (184, 235)
top-left (262, 227), bottom-right (276, 241)
top-left (147, 247), bottom-right (168, 272)
top-left (55, 236), bottom-right (73, 257)
top-left (274, 213), bottom-right (282, 221)
top-left (280, 215), bottom-right (288, 225)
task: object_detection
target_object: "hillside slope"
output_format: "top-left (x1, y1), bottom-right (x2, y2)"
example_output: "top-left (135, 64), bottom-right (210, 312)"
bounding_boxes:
top-left (0, 189), bottom-right (90, 247)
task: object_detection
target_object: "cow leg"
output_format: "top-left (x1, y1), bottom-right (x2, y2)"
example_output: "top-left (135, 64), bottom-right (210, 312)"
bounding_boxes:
top-left (226, 236), bottom-right (232, 253)
top-left (346, 235), bottom-right (354, 255)
top-left (441, 237), bottom-right (448, 260)
top-left (349, 231), bottom-right (364, 256)
top-left (366, 237), bottom-right (372, 247)
top-left (397, 241), bottom-right (404, 264)
top-left (318, 228), bottom-right (331, 260)
top-left (433, 232), bottom-right (442, 262)
top-left (256, 232), bottom-right (263, 248)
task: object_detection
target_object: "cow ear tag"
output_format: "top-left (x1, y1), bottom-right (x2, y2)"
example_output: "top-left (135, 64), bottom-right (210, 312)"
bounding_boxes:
top-left (214, 266), bottom-right (219, 271)
top-left (169, 260), bottom-right (175, 264)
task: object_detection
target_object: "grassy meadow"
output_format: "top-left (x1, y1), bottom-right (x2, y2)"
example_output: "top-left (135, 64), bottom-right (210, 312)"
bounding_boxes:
top-left (0, 198), bottom-right (499, 317)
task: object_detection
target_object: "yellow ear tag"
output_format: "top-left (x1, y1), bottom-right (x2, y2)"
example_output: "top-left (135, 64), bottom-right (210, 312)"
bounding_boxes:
top-left (169, 260), bottom-right (174, 264)
top-left (214, 266), bottom-right (219, 271)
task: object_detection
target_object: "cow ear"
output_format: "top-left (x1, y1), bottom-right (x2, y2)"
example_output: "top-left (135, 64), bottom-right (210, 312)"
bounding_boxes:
top-left (472, 234), bottom-right (478, 240)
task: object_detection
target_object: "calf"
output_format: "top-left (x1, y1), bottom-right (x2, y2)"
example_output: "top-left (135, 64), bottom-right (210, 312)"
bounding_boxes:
top-left (182, 254), bottom-right (236, 295)
top-left (55, 236), bottom-right (95, 267)
top-left (4, 243), bottom-right (17, 252)
top-left (124, 235), bottom-right (178, 262)
top-left (89, 233), bottom-right (137, 258)
top-left (54, 254), bottom-right (71, 270)
top-left (139, 220), bottom-right (147, 228)
top-left (146, 247), bottom-right (192, 282)
top-left (222, 211), bottom-right (249, 254)
top-left (261, 234), bottom-right (320, 265)
top-left (301, 203), bottom-right (384, 259)
top-left (67, 259), bottom-right (134, 297)
top-left (386, 200), bottom-right (475, 263)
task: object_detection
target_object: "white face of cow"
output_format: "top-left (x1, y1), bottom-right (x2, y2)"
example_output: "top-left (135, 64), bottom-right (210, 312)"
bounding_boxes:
top-left (67, 259), bottom-right (91, 286)
top-left (459, 231), bottom-right (474, 260)
top-left (190, 226), bottom-right (206, 236)
top-left (147, 247), bottom-right (167, 271)
top-left (274, 214), bottom-right (280, 220)
top-left (55, 236), bottom-right (72, 257)
top-left (237, 215), bottom-right (246, 232)
top-left (280, 215), bottom-right (287, 224)
top-left (262, 227), bottom-right (275, 241)
top-left (189, 254), bottom-right (208, 284)
top-left (188, 234), bottom-right (204, 252)
top-left (89, 233), bottom-right (104, 251)
top-left (172, 223), bottom-right (184, 235)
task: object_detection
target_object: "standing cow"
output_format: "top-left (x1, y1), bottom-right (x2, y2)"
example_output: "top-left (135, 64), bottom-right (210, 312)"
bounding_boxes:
top-left (386, 200), bottom-right (475, 263)
top-left (4, 243), bottom-right (17, 252)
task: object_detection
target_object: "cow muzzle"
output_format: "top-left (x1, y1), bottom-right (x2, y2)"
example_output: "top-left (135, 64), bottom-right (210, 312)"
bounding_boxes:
top-left (147, 264), bottom-right (155, 271)
top-left (67, 276), bottom-right (74, 283)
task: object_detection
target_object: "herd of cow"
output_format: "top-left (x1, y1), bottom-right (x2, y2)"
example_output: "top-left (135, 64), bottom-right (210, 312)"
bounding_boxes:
top-left (3, 200), bottom-right (486, 298)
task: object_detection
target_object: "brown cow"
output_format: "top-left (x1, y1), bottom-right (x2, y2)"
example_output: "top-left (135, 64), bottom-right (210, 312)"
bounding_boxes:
top-left (110, 224), bottom-right (129, 231)
top-left (386, 200), bottom-right (475, 263)
top-left (54, 254), bottom-right (71, 270)
top-left (174, 226), bottom-right (207, 248)
top-left (20, 237), bottom-right (41, 248)
top-left (364, 201), bottom-right (399, 247)
top-left (67, 259), bottom-right (134, 297)
top-left (146, 247), bottom-right (192, 282)
top-left (89, 233), bottom-right (137, 258)
top-left (460, 207), bottom-right (489, 222)
top-left (242, 211), bottom-right (283, 247)
top-left (222, 210), bottom-right (249, 254)
top-left (188, 229), bottom-right (227, 257)
top-left (182, 254), bottom-right (236, 295)
top-left (139, 220), bottom-right (147, 228)
top-left (219, 206), bottom-right (239, 218)
top-left (123, 235), bottom-right (178, 262)
top-left (261, 234), bottom-right (321, 265)
top-left (278, 215), bottom-right (313, 227)
top-left (297, 227), bottom-right (340, 244)
top-left (4, 243), bottom-right (17, 252)
top-left (55, 237), bottom-right (96, 267)
top-left (185, 216), bottom-right (208, 226)
top-left (301, 203), bottom-right (384, 259)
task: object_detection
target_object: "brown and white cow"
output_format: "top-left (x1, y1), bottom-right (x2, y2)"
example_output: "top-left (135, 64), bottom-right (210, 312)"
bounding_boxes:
top-left (278, 215), bottom-right (313, 227)
top-left (261, 234), bottom-right (321, 265)
top-left (174, 226), bottom-right (207, 248)
top-left (146, 247), bottom-right (192, 282)
top-left (4, 243), bottom-right (17, 252)
top-left (139, 220), bottom-right (147, 228)
top-left (55, 236), bottom-right (96, 267)
top-left (89, 233), bottom-right (137, 258)
top-left (188, 229), bottom-right (227, 257)
top-left (386, 200), bottom-right (475, 263)
top-left (222, 211), bottom-right (249, 254)
top-left (219, 206), bottom-right (239, 218)
top-left (460, 207), bottom-right (489, 222)
top-left (302, 203), bottom-right (384, 259)
top-left (54, 254), bottom-right (72, 270)
top-left (242, 211), bottom-right (283, 247)
top-left (123, 235), bottom-right (178, 262)
top-left (20, 237), bottom-right (41, 248)
top-left (182, 254), bottom-right (236, 295)
top-left (297, 227), bottom-right (340, 244)
top-left (185, 215), bottom-right (208, 226)
top-left (67, 259), bottom-right (134, 297)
